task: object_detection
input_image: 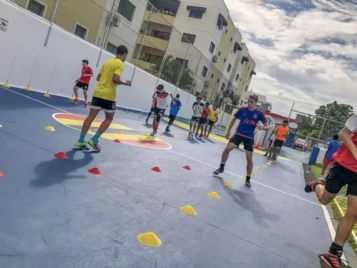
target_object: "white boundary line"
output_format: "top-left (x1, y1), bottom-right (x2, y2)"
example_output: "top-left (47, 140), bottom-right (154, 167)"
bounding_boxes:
top-left (3, 86), bottom-right (344, 263)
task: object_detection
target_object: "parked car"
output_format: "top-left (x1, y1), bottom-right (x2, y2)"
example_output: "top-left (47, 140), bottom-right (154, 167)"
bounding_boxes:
top-left (291, 138), bottom-right (311, 151)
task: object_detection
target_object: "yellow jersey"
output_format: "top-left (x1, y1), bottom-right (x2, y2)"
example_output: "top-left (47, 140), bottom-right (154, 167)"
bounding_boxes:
top-left (93, 58), bottom-right (126, 101)
top-left (208, 110), bottom-right (219, 121)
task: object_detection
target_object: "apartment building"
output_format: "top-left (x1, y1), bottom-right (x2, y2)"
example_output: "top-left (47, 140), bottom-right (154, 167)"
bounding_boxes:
top-left (13, 0), bottom-right (106, 43)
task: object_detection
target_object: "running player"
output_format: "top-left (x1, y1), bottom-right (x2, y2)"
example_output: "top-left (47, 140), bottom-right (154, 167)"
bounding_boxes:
top-left (145, 92), bottom-right (157, 125)
top-left (320, 134), bottom-right (341, 179)
top-left (269, 120), bottom-right (290, 162)
top-left (207, 105), bottom-right (219, 138)
top-left (165, 94), bottom-right (182, 132)
top-left (73, 59), bottom-right (93, 107)
top-left (189, 97), bottom-right (204, 138)
top-left (264, 131), bottom-right (275, 157)
top-left (75, 46), bottom-right (132, 151)
top-left (150, 84), bottom-right (172, 136)
top-left (213, 94), bottom-right (269, 188)
top-left (197, 102), bottom-right (211, 138)
top-left (305, 114), bottom-right (357, 268)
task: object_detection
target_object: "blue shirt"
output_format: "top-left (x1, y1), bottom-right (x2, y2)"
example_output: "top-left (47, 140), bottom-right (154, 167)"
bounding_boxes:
top-left (234, 107), bottom-right (267, 139)
top-left (170, 98), bottom-right (182, 116)
top-left (325, 140), bottom-right (341, 160)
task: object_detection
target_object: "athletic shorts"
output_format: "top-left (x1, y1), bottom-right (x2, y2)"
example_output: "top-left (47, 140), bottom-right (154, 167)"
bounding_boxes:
top-left (208, 120), bottom-right (215, 126)
top-left (191, 116), bottom-right (200, 122)
top-left (229, 134), bottom-right (254, 152)
top-left (169, 114), bottom-right (176, 121)
top-left (75, 82), bottom-right (89, 90)
top-left (273, 139), bottom-right (284, 147)
top-left (269, 139), bottom-right (273, 147)
top-left (150, 106), bottom-right (156, 112)
top-left (325, 162), bottom-right (357, 196)
top-left (153, 107), bottom-right (165, 116)
top-left (199, 117), bottom-right (208, 124)
top-left (323, 157), bottom-right (335, 166)
top-left (91, 97), bottom-right (116, 112)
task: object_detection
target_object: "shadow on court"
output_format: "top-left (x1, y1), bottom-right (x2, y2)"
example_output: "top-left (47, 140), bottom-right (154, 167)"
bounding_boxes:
top-left (31, 149), bottom-right (94, 188)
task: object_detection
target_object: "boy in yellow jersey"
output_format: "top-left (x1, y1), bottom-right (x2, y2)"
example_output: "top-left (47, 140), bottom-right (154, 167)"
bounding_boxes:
top-left (75, 45), bottom-right (132, 151)
top-left (207, 105), bottom-right (219, 138)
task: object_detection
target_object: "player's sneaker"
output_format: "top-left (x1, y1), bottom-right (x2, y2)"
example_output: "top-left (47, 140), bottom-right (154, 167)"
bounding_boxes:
top-left (245, 180), bottom-right (251, 188)
top-left (305, 179), bottom-right (325, 193)
top-left (84, 101), bottom-right (88, 107)
top-left (150, 131), bottom-right (157, 136)
top-left (319, 252), bottom-right (342, 268)
top-left (88, 138), bottom-right (101, 152)
top-left (74, 141), bottom-right (89, 150)
top-left (213, 168), bottom-right (224, 175)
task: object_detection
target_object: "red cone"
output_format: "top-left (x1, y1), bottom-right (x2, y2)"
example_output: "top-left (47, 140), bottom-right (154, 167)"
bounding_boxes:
top-left (183, 165), bottom-right (191, 171)
top-left (113, 139), bottom-right (121, 143)
top-left (88, 167), bottom-right (102, 175)
top-left (54, 152), bottom-right (68, 159)
top-left (151, 167), bottom-right (161, 172)
top-left (0, 170), bottom-right (4, 177)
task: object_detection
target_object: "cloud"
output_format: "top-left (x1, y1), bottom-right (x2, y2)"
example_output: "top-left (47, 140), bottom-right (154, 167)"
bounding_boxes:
top-left (225, 0), bottom-right (357, 118)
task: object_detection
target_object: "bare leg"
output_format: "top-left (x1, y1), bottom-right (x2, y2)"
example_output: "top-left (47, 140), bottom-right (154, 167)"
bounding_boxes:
top-left (83, 90), bottom-right (88, 102)
top-left (334, 195), bottom-right (357, 246)
top-left (74, 86), bottom-right (79, 100)
top-left (321, 163), bottom-right (328, 177)
top-left (220, 142), bottom-right (237, 164)
top-left (246, 151), bottom-right (253, 176)
top-left (208, 125), bottom-right (213, 136)
top-left (325, 164), bottom-right (333, 177)
top-left (81, 108), bottom-right (100, 133)
top-left (314, 184), bottom-right (337, 205)
top-left (97, 111), bottom-right (114, 135)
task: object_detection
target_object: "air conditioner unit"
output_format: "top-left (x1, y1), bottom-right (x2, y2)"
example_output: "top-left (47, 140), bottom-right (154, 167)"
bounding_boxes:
top-left (212, 55), bottom-right (218, 63)
top-left (111, 15), bottom-right (119, 27)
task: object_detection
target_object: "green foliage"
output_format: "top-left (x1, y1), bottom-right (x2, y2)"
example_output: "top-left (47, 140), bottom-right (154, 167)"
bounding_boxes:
top-left (147, 56), bottom-right (196, 93)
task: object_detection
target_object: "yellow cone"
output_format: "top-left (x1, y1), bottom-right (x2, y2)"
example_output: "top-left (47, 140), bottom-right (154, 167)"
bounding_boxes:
top-left (252, 171), bottom-right (256, 176)
top-left (45, 126), bottom-right (55, 132)
top-left (263, 165), bottom-right (267, 168)
top-left (180, 205), bottom-right (197, 216)
top-left (144, 133), bottom-right (148, 136)
top-left (160, 133), bottom-right (164, 136)
top-left (24, 86), bottom-right (31, 91)
top-left (3, 84), bottom-right (10, 89)
top-left (207, 192), bottom-right (220, 199)
top-left (224, 182), bottom-right (234, 189)
top-left (118, 131), bottom-right (123, 134)
top-left (137, 232), bottom-right (162, 247)
top-left (69, 97), bottom-right (74, 102)
top-left (44, 93), bottom-right (50, 98)
top-left (172, 134), bottom-right (175, 137)
top-left (256, 167), bottom-right (261, 171)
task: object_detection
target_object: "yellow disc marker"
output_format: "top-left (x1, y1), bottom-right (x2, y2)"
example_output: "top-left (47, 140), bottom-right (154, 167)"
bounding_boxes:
top-left (25, 87), bottom-right (31, 91)
top-left (180, 205), bottom-right (197, 216)
top-left (45, 126), bottom-right (55, 132)
top-left (144, 133), bottom-right (148, 136)
top-left (44, 93), bottom-right (50, 98)
top-left (137, 232), bottom-right (162, 247)
top-left (256, 167), bottom-right (261, 171)
top-left (3, 84), bottom-right (10, 89)
top-left (69, 97), bottom-right (74, 102)
top-left (207, 192), bottom-right (221, 199)
top-left (0, 124), bottom-right (2, 128)
top-left (263, 165), bottom-right (267, 168)
top-left (224, 182), bottom-right (234, 189)
top-left (252, 171), bottom-right (256, 176)
top-left (118, 131), bottom-right (123, 134)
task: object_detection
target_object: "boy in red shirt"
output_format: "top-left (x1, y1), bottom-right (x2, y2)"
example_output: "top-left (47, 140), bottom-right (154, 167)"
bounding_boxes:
top-left (73, 59), bottom-right (93, 107)
top-left (196, 102), bottom-right (211, 138)
top-left (305, 114), bottom-right (357, 268)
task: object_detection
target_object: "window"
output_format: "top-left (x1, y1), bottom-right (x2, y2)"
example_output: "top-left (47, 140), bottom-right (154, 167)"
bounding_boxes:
top-left (230, 37), bottom-right (233, 42)
top-left (209, 42), bottom-right (215, 53)
top-left (118, 0), bottom-right (136, 22)
top-left (189, 9), bottom-right (204, 19)
top-left (181, 33), bottom-right (196, 44)
top-left (27, 0), bottom-right (45, 17)
top-left (224, 58), bottom-right (226, 63)
top-left (176, 58), bottom-right (189, 68)
top-left (106, 42), bottom-right (117, 54)
top-left (235, 74), bottom-right (239, 81)
top-left (211, 73), bottom-right (214, 79)
top-left (225, 29), bottom-right (228, 34)
top-left (202, 66), bottom-right (208, 77)
top-left (221, 83), bottom-right (226, 91)
top-left (218, 51), bottom-right (221, 57)
top-left (74, 23), bottom-right (88, 39)
top-left (227, 64), bottom-right (232, 73)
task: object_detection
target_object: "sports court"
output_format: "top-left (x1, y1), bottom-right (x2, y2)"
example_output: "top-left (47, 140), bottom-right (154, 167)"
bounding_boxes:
top-left (0, 86), bottom-right (355, 268)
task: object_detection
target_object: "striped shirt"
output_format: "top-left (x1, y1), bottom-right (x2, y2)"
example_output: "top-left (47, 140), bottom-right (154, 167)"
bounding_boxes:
top-left (154, 91), bottom-right (170, 109)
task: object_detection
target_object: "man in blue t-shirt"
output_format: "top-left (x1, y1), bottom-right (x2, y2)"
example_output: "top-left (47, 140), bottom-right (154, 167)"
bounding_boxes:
top-left (213, 94), bottom-right (269, 188)
top-left (165, 94), bottom-right (182, 132)
top-left (320, 134), bottom-right (341, 178)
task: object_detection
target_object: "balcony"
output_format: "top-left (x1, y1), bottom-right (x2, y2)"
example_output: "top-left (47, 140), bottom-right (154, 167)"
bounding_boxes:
top-left (143, 35), bottom-right (169, 51)
top-left (143, 10), bottom-right (175, 26)
top-left (134, 59), bottom-right (155, 71)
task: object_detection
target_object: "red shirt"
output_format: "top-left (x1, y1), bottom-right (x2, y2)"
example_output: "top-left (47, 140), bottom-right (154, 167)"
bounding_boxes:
top-left (202, 108), bottom-right (211, 119)
top-left (79, 67), bottom-right (93, 84)
top-left (334, 132), bottom-right (357, 172)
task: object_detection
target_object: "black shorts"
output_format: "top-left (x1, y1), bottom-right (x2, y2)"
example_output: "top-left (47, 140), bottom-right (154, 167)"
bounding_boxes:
top-left (199, 117), bottom-right (207, 124)
top-left (153, 107), bottom-right (165, 115)
top-left (75, 82), bottom-right (89, 90)
top-left (273, 140), bottom-right (284, 147)
top-left (229, 134), bottom-right (254, 152)
top-left (169, 114), bottom-right (176, 121)
top-left (325, 162), bottom-right (357, 196)
top-left (191, 116), bottom-right (200, 122)
top-left (91, 97), bottom-right (116, 112)
top-left (150, 106), bottom-right (156, 112)
top-left (208, 120), bottom-right (215, 126)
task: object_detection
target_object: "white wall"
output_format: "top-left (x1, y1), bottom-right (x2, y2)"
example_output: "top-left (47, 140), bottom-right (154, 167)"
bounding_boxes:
top-left (0, 0), bottom-right (214, 120)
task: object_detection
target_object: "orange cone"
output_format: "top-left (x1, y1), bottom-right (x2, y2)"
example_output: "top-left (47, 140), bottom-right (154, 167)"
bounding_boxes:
top-left (0, 170), bottom-right (4, 177)
top-left (183, 165), bottom-right (191, 171)
top-left (151, 167), bottom-right (161, 172)
top-left (254, 142), bottom-right (261, 149)
top-left (88, 167), bottom-right (102, 175)
top-left (54, 152), bottom-right (68, 159)
top-left (113, 139), bottom-right (121, 143)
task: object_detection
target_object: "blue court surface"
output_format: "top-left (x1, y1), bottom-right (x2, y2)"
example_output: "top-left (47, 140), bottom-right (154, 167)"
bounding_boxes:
top-left (0, 86), bottom-right (355, 268)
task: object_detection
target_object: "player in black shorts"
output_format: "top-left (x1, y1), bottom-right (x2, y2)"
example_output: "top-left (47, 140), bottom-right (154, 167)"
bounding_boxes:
top-left (189, 97), bottom-right (204, 138)
top-left (73, 60), bottom-right (93, 107)
top-left (145, 92), bottom-right (157, 125)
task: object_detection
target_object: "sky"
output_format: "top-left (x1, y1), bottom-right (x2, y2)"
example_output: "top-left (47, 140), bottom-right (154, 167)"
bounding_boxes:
top-left (225, 0), bottom-right (357, 118)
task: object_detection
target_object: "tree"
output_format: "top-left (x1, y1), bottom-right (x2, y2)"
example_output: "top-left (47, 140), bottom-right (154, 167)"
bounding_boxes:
top-left (147, 56), bottom-right (196, 92)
